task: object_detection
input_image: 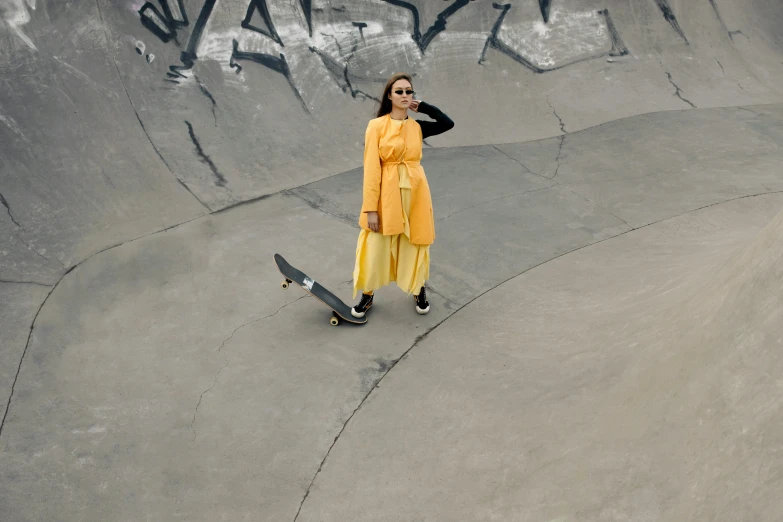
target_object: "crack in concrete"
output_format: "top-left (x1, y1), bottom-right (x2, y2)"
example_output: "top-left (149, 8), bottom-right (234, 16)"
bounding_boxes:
top-left (715, 58), bottom-right (725, 75)
top-left (0, 193), bottom-right (61, 266)
top-left (217, 296), bottom-right (308, 354)
top-left (58, 214), bottom-right (208, 282)
top-left (421, 285), bottom-right (457, 310)
top-left (0, 284), bottom-right (57, 439)
top-left (321, 32), bottom-right (345, 57)
top-left (490, 145), bottom-right (551, 182)
top-left (194, 75), bottom-right (218, 126)
top-left (0, 202), bottom-right (62, 266)
top-left (666, 72), bottom-right (697, 109)
top-left (728, 30), bottom-right (745, 42)
top-left (0, 209), bottom-right (215, 436)
top-left (101, 168), bottom-right (116, 188)
top-left (707, 0), bottom-right (731, 38)
top-left (435, 186), bottom-right (551, 223)
top-left (0, 279), bottom-right (52, 287)
top-left (185, 121), bottom-right (227, 187)
top-left (190, 296), bottom-right (307, 442)
top-left (562, 186), bottom-right (631, 229)
top-left (284, 189), bottom-right (359, 229)
top-left (547, 99), bottom-right (567, 134)
top-left (213, 193), bottom-right (274, 215)
top-left (565, 149), bottom-right (782, 186)
top-left (552, 135), bottom-right (566, 179)
top-left (0, 192), bottom-right (22, 228)
top-left (190, 359), bottom-right (228, 442)
top-left (34, 246), bottom-right (61, 267)
top-left (292, 319), bottom-right (449, 522)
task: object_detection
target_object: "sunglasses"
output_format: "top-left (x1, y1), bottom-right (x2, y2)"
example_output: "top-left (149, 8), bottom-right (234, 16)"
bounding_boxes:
top-left (393, 89), bottom-right (415, 95)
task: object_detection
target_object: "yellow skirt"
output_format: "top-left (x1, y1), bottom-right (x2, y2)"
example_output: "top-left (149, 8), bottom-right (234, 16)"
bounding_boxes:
top-left (353, 164), bottom-right (430, 299)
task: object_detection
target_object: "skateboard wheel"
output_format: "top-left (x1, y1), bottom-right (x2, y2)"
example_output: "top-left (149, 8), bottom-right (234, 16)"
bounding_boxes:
top-left (281, 279), bottom-right (291, 289)
top-left (330, 316), bottom-right (340, 326)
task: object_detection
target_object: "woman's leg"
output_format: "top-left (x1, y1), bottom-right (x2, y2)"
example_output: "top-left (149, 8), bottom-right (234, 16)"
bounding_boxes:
top-left (413, 284), bottom-right (429, 315)
top-left (352, 230), bottom-right (395, 298)
top-left (352, 229), bottom-right (395, 316)
top-left (395, 179), bottom-right (431, 313)
top-left (394, 233), bottom-right (430, 295)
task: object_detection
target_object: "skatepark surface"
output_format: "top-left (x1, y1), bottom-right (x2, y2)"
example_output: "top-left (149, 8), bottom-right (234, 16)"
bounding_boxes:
top-left (1, 1), bottom-right (783, 520)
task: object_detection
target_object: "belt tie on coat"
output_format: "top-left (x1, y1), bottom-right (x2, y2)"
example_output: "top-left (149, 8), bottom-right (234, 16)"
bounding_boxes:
top-left (384, 160), bottom-right (421, 168)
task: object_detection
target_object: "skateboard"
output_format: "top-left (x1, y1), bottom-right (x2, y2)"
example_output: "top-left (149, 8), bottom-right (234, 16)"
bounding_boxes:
top-left (274, 253), bottom-right (367, 326)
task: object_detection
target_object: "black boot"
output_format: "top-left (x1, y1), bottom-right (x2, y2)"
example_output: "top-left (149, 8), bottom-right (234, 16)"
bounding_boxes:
top-left (414, 286), bottom-right (429, 315)
top-left (352, 292), bottom-right (374, 318)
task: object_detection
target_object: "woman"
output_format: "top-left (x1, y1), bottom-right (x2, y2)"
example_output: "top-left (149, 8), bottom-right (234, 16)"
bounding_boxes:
top-left (351, 72), bottom-right (454, 318)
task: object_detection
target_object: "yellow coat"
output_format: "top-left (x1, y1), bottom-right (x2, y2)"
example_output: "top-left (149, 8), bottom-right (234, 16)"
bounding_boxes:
top-left (358, 115), bottom-right (436, 245)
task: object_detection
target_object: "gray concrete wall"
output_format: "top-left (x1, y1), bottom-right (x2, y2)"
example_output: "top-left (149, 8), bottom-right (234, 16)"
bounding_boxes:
top-left (2, 0), bottom-right (783, 271)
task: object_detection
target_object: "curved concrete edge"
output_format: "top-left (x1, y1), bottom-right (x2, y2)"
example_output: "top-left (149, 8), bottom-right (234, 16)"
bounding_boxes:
top-left (0, 282), bottom-right (52, 437)
top-left (295, 193), bottom-right (783, 521)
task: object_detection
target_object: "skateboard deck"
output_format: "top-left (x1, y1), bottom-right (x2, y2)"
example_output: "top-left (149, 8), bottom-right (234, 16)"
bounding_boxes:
top-left (274, 254), bottom-right (367, 326)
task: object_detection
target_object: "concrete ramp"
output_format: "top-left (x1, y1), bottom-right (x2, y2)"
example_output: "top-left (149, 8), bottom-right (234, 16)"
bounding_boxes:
top-left (293, 196), bottom-right (783, 521)
top-left (1, 1), bottom-right (783, 520)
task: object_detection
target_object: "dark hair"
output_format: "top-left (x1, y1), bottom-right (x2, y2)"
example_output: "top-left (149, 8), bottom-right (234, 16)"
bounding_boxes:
top-left (376, 72), bottom-right (413, 118)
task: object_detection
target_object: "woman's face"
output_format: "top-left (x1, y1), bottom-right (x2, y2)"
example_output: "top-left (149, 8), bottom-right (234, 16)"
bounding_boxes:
top-left (389, 79), bottom-right (414, 111)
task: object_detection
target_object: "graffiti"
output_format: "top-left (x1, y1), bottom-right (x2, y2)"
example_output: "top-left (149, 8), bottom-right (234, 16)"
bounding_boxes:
top-left (601, 10), bottom-right (628, 58)
top-left (137, 1), bottom-right (631, 109)
top-left (382, 0), bottom-right (475, 54)
top-left (666, 72), bottom-right (697, 108)
top-left (241, 0), bottom-right (282, 45)
top-left (134, 39), bottom-right (156, 64)
top-left (230, 40), bottom-right (310, 112)
top-left (299, 0), bottom-right (313, 37)
top-left (180, 0), bottom-right (218, 66)
top-left (653, 0), bottom-right (688, 44)
top-left (139, 0), bottom-right (188, 43)
top-left (140, 0), bottom-right (219, 80)
top-left (0, 191), bottom-right (21, 228)
top-left (707, 0), bottom-right (739, 42)
top-left (185, 121), bottom-right (227, 187)
top-left (160, 0), bottom-right (187, 26)
top-left (481, 4), bottom-right (628, 73)
top-left (308, 45), bottom-right (379, 102)
top-left (194, 76), bottom-right (218, 125)
top-left (539, 0), bottom-right (551, 24)
top-left (480, 3), bottom-right (511, 66)
top-left (1, 0), bottom-right (37, 50)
